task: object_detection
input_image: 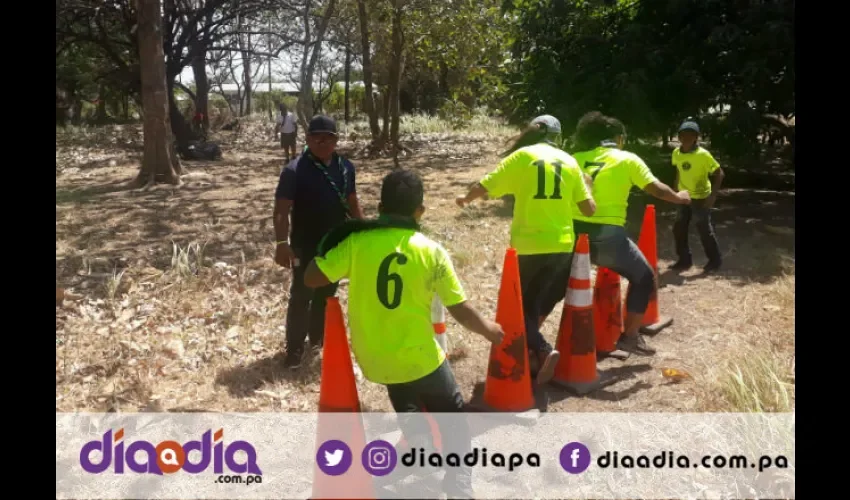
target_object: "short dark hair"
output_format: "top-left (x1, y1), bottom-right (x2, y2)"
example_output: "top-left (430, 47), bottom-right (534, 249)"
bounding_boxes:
top-left (574, 111), bottom-right (626, 151)
top-left (380, 169), bottom-right (424, 217)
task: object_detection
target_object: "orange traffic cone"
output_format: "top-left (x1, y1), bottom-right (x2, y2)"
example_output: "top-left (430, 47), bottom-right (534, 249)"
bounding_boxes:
top-left (594, 268), bottom-right (629, 360)
top-left (473, 248), bottom-right (538, 418)
top-left (634, 204), bottom-right (673, 336)
top-left (318, 297), bottom-right (361, 413)
top-left (311, 298), bottom-right (375, 500)
top-left (550, 235), bottom-right (620, 395)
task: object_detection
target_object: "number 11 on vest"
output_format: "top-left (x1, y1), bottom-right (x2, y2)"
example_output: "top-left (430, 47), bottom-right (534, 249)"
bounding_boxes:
top-left (533, 159), bottom-right (565, 199)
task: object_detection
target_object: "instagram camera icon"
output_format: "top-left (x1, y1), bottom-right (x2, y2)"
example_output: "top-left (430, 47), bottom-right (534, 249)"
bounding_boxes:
top-left (362, 440), bottom-right (397, 476)
top-left (368, 447), bottom-right (391, 469)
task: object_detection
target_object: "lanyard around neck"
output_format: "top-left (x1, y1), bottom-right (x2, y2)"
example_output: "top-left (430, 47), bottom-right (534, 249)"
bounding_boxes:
top-left (308, 152), bottom-right (350, 214)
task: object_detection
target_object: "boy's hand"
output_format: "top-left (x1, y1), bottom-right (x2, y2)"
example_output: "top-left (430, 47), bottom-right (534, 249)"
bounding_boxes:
top-left (446, 301), bottom-right (504, 345)
top-left (483, 320), bottom-right (505, 345)
top-left (705, 193), bottom-right (717, 208)
top-left (455, 196), bottom-right (469, 208)
top-left (676, 190), bottom-right (692, 205)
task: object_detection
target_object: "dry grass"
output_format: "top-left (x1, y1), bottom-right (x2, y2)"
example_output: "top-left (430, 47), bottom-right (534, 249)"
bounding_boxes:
top-left (56, 114), bottom-right (795, 416)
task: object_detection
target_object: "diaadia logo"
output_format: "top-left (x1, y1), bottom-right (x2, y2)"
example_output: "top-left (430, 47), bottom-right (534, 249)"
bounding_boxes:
top-left (79, 428), bottom-right (262, 476)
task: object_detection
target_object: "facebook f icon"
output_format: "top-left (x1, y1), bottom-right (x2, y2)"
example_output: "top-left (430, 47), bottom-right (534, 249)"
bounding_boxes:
top-left (559, 442), bottom-right (591, 474)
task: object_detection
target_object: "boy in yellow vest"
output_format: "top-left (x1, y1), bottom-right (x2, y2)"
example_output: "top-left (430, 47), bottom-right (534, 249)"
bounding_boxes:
top-left (304, 169), bottom-right (503, 499)
top-left (671, 118), bottom-right (725, 272)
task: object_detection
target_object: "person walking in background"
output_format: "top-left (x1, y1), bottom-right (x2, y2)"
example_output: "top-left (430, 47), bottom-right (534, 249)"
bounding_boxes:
top-left (455, 115), bottom-right (596, 385)
top-left (277, 103), bottom-right (298, 163)
top-left (671, 118), bottom-right (725, 273)
top-left (570, 111), bottom-right (691, 356)
top-left (273, 115), bottom-right (364, 369)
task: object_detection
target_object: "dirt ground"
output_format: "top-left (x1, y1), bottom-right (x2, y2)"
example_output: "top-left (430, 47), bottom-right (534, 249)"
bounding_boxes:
top-left (55, 122), bottom-right (795, 414)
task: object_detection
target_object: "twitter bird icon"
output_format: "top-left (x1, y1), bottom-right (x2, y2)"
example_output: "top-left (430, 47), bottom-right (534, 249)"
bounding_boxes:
top-left (325, 449), bottom-right (343, 467)
top-left (316, 440), bottom-right (352, 476)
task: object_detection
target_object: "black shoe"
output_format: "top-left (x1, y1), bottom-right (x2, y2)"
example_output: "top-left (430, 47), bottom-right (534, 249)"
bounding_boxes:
top-left (671, 259), bottom-right (692, 271)
top-left (309, 338), bottom-right (324, 352)
top-left (703, 260), bottom-right (722, 273)
top-left (617, 334), bottom-right (656, 356)
top-left (283, 348), bottom-right (303, 369)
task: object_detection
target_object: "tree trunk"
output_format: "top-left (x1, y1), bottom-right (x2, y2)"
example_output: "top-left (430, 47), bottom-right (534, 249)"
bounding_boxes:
top-left (267, 18), bottom-right (273, 121)
top-left (191, 44), bottom-right (210, 133)
top-left (388, 1), bottom-right (404, 164)
top-left (344, 46), bottom-right (351, 124)
top-left (381, 87), bottom-right (390, 144)
top-left (356, 0), bottom-right (381, 142)
top-left (96, 84), bottom-right (108, 124)
top-left (297, 1), bottom-right (312, 127)
top-left (135, 0), bottom-right (182, 187)
top-left (298, 0), bottom-right (338, 127)
top-left (168, 82), bottom-right (196, 153)
top-left (240, 36), bottom-right (253, 116)
top-left (70, 82), bottom-right (82, 126)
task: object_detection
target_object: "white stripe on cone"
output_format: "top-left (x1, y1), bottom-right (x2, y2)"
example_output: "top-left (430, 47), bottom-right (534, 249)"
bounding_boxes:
top-left (565, 246), bottom-right (593, 308)
top-left (431, 295), bottom-right (449, 352)
top-left (566, 287), bottom-right (593, 308)
top-left (571, 250), bottom-right (592, 280)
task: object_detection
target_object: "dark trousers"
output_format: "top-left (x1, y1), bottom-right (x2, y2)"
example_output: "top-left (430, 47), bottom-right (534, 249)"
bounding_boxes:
top-left (285, 248), bottom-right (338, 356)
top-left (517, 253), bottom-right (573, 353)
top-left (386, 360), bottom-right (472, 493)
top-left (574, 221), bottom-right (655, 315)
top-left (673, 199), bottom-right (722, 264)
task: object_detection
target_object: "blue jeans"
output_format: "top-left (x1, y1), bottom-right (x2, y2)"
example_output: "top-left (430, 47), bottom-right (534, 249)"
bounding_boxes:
top-left (573, 222), bottom-right (655, 315)
top-left (673, 199), bottom-right (721, 263)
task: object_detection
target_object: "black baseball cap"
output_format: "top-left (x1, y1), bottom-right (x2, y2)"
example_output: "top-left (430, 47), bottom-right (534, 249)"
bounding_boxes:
top-left (308, 115), bottom-right (337, 136)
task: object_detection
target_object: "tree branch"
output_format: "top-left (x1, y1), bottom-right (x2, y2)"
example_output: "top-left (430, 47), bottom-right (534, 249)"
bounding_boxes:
top-left (175, 82), bottom-right (197, 101)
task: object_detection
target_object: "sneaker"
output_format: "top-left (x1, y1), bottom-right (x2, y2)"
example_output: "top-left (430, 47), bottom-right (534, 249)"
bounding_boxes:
top-left (703, 260), bottom-right (722, 273)
top-left (670, 259), bottom-right (692, 271)
top-left (617, 334), bottom-right (656, 356)
top-left (535, 348), bottom-right (560, 385)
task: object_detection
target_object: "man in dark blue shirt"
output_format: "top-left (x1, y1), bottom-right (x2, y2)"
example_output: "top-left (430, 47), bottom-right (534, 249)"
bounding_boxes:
top-left (273, 115), bottom-right (364, 368)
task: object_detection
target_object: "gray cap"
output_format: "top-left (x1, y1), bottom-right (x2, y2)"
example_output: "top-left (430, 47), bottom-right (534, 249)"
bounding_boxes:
top-left (530, 114), bottom-right (561, 134)
top-left (678, 118), bottom-right (700, 134)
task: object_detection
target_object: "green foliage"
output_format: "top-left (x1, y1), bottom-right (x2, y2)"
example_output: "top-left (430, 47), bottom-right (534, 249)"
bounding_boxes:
top-left (254, 91), bottom-right (298, 114)
top-left (376, 0), bottom-right (513, 113)
top-left (323, 84), bottom-right (366, 115)
top-left (437, 99), bottom-right (475, 130)
top-left (504, 0), bottom-right (795, 157)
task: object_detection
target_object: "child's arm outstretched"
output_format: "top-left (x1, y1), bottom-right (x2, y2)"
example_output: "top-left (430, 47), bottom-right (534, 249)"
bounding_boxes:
top-left (456, 183), bottom-right (488, 208)
top-left (446, 302), bottom-right (504, 346)
top-left (456, 150), bottom-right (529, 208)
